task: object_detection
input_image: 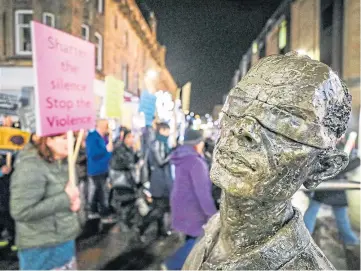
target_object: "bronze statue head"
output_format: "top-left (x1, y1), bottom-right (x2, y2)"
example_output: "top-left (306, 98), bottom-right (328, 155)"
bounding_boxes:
top-left (211, 51), bottom-right (352, 201)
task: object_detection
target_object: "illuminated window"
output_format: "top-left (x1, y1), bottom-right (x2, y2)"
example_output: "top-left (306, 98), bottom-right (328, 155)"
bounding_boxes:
top-left (278, 20), bottom-right (287, 50)
top-left (252, 42), bottom-right (258, 54)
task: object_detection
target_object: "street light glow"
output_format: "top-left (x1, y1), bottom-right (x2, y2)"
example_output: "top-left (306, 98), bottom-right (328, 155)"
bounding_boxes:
top-left (296, 49), bottom-right (307, 56)
top-left (146, 69), bottom-right (158, 80)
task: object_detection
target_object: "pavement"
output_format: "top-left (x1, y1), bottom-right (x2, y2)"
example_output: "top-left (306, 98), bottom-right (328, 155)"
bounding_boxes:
top-left (0, 219), bottom-right (183, 270)
top-left (0, 199), bottom-right (358, 270)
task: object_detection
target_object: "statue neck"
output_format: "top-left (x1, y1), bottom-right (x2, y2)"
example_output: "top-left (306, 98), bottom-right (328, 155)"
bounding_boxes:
top-left (219, 192), bottom-right (294, 253)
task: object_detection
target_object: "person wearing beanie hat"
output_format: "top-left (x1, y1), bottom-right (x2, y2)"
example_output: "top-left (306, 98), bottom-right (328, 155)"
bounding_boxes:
top-left (165, 129), bottom-right (217, 269)
top-left (183, 129), bottom-right (204, 146)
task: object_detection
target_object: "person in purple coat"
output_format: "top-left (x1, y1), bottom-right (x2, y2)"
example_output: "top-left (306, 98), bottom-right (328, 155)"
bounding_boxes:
top-left (165, 129), bottom-right (217, 270)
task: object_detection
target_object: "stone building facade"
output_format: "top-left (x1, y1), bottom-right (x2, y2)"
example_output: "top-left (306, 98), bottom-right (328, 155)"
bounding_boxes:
top-left (0, 0), bottom-right (177, 117)
top-left (232, 0), bottom-right (360, 134)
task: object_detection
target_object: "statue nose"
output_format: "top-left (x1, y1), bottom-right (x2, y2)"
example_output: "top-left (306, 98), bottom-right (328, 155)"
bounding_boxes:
top-left (234, 117), bottom-right (261, 148)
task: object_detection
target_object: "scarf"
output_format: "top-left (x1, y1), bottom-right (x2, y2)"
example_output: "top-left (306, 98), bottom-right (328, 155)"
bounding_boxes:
top-left (156, 133), bottom-right (170, 153)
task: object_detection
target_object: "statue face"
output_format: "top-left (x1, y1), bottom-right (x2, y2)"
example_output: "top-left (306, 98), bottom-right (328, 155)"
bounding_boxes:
top-left (211, 112), bottom-right (317, 200)
top-left (211, 52), bottom-right (350, 201)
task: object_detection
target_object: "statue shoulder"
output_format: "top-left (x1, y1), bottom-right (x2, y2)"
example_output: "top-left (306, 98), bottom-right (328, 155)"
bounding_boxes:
top-left (280, 240), bottom-right (335, 270)
top-left (183, 212), bottom-right (221, 270)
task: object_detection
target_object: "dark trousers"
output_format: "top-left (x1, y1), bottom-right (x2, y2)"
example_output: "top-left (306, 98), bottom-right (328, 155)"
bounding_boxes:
top-left (87, 173), bottom-right (110, 217)
top-left (0, 182), bottom-right (15, 244)
top-left (111, 188), bottom-right (138, 227)
top-left (139, 197), bottom-right (169, 235)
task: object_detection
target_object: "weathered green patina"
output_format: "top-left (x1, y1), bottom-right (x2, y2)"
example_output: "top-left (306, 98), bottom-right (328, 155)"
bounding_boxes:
top-left (183, 52), bottom-right (352, 270)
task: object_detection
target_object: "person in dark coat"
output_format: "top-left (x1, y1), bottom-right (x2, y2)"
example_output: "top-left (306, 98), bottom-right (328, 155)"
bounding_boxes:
top-left (109, 128), bottom-right (141, 229)
top-left (204, 138), bottom-right (221, 210)
top-left (139, 122), bottom-right (172, 238)
top-left (303, 137), bottom-right (360, 246)
top-left (0, 151), bottom-right (15, 250)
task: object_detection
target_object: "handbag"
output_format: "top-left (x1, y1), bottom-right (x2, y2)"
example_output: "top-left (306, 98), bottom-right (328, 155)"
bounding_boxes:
top-left (109, 169), bottom-right (134, 189)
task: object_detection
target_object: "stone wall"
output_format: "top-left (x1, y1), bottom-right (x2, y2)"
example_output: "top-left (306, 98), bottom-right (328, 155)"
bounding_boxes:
top-left (290, 0), bottom-right (321, 60)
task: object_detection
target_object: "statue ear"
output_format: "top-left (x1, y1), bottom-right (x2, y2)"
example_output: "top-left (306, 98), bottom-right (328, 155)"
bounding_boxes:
top-left (304, 149), bottom-right (349, 189)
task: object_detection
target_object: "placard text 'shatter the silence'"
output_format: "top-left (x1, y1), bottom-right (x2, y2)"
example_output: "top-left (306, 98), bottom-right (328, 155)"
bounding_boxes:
top-left (32, 21), bottom-right (96, 136)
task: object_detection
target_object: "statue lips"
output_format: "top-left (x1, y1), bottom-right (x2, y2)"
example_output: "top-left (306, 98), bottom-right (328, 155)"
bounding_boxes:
top-left (217, 149), bottom-right (256, 174)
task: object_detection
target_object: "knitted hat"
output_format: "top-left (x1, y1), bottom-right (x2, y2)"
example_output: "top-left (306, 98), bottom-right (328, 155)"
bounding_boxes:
top-left (183, 129), bottom-right (204, 146)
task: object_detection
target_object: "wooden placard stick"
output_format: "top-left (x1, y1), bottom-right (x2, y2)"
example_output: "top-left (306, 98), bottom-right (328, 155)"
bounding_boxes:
top-left (67, 130), bottom-right (76, 187)
top-left (6, 152), bottom-right (11, 168)
top-left (73, 129), bottom-right (85, 164)
top-left (67, 130), bottom-right (86, 187)
top-left (108, 123), bottom-right (113, 144)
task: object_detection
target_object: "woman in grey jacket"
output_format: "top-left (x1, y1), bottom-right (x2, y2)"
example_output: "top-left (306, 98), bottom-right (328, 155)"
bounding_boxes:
top-left (10, 134), bottom-right (81, 270)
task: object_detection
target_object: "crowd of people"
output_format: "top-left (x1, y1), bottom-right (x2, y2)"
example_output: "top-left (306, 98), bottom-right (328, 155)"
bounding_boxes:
top-left (1, 114), bottom-right (359, 270)
top-left (0, 116), bottom-right (219, 270)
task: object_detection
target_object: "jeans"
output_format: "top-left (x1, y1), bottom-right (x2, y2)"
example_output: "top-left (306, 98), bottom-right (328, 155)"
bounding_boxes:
top-left (87, 173), bottom-right (110, 217)
top-left (18, 240), bottom-right (76, 270)
top-left (304, 200), bottom-right (359, 245)
top-left (165, 236), bottom-right (197, 270)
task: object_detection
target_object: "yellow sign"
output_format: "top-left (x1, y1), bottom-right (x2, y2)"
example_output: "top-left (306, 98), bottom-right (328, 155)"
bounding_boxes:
top-left (0, 127), bottom-right (30, 151)
top-left (105, 76), bottom-right (125, 119)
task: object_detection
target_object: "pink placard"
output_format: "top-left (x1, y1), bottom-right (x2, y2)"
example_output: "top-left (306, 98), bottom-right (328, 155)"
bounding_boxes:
top-left (31, 21), bottom-right (96, 136)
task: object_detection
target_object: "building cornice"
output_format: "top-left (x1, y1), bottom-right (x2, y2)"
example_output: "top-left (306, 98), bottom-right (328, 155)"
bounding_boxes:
top-left (117, 0), bottom-right (165, 67)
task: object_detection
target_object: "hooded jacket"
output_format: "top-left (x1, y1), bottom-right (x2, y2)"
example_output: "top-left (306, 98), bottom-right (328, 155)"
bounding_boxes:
top-left (10, 144), bottom-right (81, 249)
top-left (171, 145), bottom-right (217, 237)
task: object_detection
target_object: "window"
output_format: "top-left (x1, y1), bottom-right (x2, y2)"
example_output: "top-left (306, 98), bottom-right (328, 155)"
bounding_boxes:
top-left (81, 24), bottom-right (89, 41)
top-left (135, 73), bottom-right (140, 92)
top-left (124, 31), bottom-right (129, 48)
top-left (122, 64), bottom-right (129, 91)
top-left (42, 12), bottom-right (55, 27)
top-left (94, 32), bottom-right (103, 70)
top-left (322, 3), bottom-right (334, 30)
top-left (259, 41), bottom-right (266, 58)
top-left (278, 20), bottom-right (287, 50)
top-left (95, 0), bottom-right (104, 14)
top-left (114, 15), bottom-right (118, 29)
top-left (252, 42), bottom-right (258, 54)
top-left (15, 10), bottom-right (33, 55)
top-left (3, 12), bottom-right (7, 55)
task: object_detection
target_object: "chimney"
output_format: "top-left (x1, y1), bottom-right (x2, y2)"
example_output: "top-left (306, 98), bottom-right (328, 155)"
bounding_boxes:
top-left (149, 11), bottom-right (157, 39)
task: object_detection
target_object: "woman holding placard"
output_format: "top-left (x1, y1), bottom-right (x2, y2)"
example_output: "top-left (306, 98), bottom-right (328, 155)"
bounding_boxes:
top-left (10, 133), bottom-right (81, 270)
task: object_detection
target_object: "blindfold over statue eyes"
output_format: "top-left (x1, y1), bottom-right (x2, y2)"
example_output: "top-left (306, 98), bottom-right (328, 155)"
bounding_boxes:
top-left (222, 96), bottom-right (335, 150)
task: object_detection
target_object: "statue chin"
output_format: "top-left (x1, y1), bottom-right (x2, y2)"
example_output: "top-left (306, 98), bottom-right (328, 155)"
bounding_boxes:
top-left (210, 161), bottom-right (255, 198)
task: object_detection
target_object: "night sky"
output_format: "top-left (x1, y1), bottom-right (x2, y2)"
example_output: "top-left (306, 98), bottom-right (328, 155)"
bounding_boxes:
top-left (141, 0), bottom-right (282, 115)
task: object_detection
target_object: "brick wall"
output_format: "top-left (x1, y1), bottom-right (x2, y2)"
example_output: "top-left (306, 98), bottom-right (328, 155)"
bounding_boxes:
top-left (0, 0), bottom-right (177, 95)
